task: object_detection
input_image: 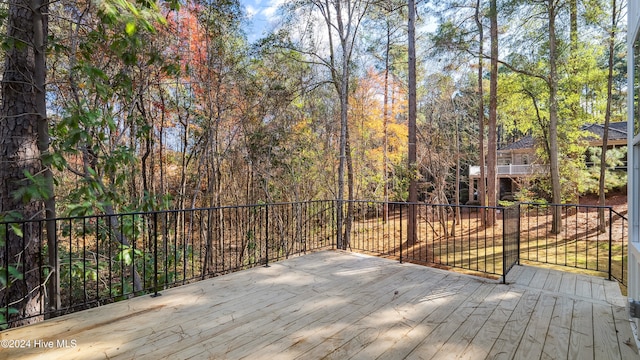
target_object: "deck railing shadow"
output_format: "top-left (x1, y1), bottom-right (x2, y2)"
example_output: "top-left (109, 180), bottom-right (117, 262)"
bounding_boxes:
top-left (0, 200), bottom-right (627, 328)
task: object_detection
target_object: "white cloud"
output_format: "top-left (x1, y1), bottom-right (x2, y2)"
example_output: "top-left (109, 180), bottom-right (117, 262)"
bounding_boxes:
top-left (261, 0), bottom-right (287, 23)
top-left (246, 4), bottom-right (258, 19)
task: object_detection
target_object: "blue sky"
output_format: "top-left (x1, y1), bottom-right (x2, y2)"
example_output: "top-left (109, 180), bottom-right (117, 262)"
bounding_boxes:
top-left (241, 0), bottom-right (285, 42)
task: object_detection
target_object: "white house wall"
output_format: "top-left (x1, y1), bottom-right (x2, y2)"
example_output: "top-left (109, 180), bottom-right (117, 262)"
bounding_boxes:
top-left (628, 0), bottom-right (640, 341)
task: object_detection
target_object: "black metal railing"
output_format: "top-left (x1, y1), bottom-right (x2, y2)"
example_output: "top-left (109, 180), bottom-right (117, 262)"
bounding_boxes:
top-left (502, 204), bottom-right (521, 280)
top-left (343, 201), bottom-right (627, 286)
top-left (0, 199), bottom-right (628, 329)
top-left (345, 201), bottom-right (507, 278)
top-left (518, 203), bottom-right (627, 286)
top-left (1, 201), bottom-right (335, 328)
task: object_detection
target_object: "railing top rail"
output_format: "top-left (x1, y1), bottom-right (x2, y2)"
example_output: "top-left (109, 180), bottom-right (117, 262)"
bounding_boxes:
top-left (611, 209), bottom-right (628, 220)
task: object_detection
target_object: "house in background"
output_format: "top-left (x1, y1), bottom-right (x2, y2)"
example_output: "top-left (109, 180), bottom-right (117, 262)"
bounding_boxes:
top-left (468, 121), bottom-right (627, 203)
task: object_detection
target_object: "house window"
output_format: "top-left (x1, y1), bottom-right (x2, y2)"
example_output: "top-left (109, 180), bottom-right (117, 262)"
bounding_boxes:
top-left (522, 155), bottom-right (529, 165)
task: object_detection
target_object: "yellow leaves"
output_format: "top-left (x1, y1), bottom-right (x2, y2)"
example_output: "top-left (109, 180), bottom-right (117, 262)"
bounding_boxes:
top-left (347, 68), bottom-right (408, 196)
top-left (97, 0), bottom-right (166, 35)
top-left (125, 23), bottom-right (137, 36)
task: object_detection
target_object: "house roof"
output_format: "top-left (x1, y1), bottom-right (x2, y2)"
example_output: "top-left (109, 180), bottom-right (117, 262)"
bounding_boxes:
top-left (501, 136), bottom-right (535, 151)
top-left (500, 122), bottom-right (627, 151)
top-left (581, 122), bottom-right (627, 141)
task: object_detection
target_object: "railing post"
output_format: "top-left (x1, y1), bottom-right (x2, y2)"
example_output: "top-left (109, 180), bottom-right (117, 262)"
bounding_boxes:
top-left (3, 224), bottom-right (8, 325)
top-left (399, 204), bottom-right (403, 264)
top-left (264, 204), bottom-right (270, 268)
top-left (517, 204), bottom-right (521, 266)
top-left (152, 212), bottom-right (161, 297)
top-left (608, 207), bottom-right (613, 281)
top-left (502, 207), bottom-right (507, 284)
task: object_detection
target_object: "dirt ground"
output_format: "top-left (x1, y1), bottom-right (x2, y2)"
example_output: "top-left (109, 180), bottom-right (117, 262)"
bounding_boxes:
top-left (579, 189), bottom-right (628, 212)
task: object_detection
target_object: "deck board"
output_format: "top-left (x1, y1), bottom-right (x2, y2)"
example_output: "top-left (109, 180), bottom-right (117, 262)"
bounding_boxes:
top-left (512, 293), bottom-right (555, 360)
top-left (542, 269), bottom-right (562, 293)
top-left (570, 299), bottom-right (595, 360)
top-left (429, 284), bottom-right (501, 360)
top-left (292, 270), bottom-right (449, 360)
top-left (486, 290), bottom-right (540, 359)
top-left (457, 287), bottom-right (524, 360)
top-left (593, 302), bottom-right (624, 360)
top-left (402, 283), bottom-right (494, 360)
top-left (541, 295), bottom-right (573, 360)
top-left (0, 250), bottom-right (637, 359)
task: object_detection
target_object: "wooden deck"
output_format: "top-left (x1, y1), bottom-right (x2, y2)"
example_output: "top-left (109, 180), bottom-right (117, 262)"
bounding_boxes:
top-left (1, 250), bottom-right (638, 359)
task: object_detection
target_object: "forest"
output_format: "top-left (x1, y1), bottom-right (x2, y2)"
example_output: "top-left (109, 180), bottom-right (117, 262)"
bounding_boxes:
top-left (0, 0), bottom-right (629, 327)
top-left (0, 0), bottom-right (627, 221)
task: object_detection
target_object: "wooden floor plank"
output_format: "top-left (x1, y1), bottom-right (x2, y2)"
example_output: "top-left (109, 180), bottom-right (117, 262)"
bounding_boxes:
top-left (541, 295), bottom-right (573, 360)
top-left (308, 274), bottom-right (482, 359)
top-left (291, 269), bottom-right (453, 360)
top-left (591, 279), bottom-right (607, 302)
top-left (77, 265), bottom-right (314, 359)
top-left (575, 275), bottom-right (593, 298)
top-left (528, 268), bottom-right (550, 290)
top-left (569, 299), bottom-right (595, 360)
top-left (405, 283), bottom-right (500, 360)
top-left (612, 304), bottom-right (640, 359)
top-left (512, 293), bottom-right (555, 360)
top-left (222, 266), bottom-right (434, 359)
top-left (0, 251), bottom-right (636, 360)
top-left (290, 273), bottom-right (448, 360)
top-left (513, 266), bottom-right (536, 287)
top-left (486, 291), bottom-right (540, 360)
top-left (560, 271), bottom-right (577, 296)
top-left (428, 284), bottom-right (504, 360)
top-left (542, 270), bottom-right (562, 293)
top-left (154, 257), bottom-right (416, 359)
top-left (370, 277), bottom-right (484, 359)
top-left (456, 288), bottom-right (525, 360)
top-left (104, 266), bottom-right (324, 358)
top-left (504, 264), bottom-right (523, 283)
top-left (593, 302), bottom-right (624, 360)
top-left (604, 280), bottom-right (627, 306)
top-left (344, 275), bottom-right (474, 360)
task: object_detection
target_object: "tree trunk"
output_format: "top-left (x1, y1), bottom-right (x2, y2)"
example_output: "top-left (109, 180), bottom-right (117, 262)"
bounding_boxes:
top-left (454, 110), bottom-right (461, 226)
top-left (598, 0), bottom-right (617, 233)
top-left (383, 19), bottom-right (391, 223)
top-left (487, 0), bottom-right (498, 225)
top-left (337, 65), bottom-right (349, 248)
top-left (570, 0), bottom-right (578, 51)
top-left (0, 0), bottom-right (50, 327)
top-left (548, 0), bottom-right (562, 233)
top-left (340, 24), bottom-right (352, 249)
top-left (407, 0), bottom-right (418, 246)
top-left (32, 0), bottom-right (59, 316)
top-left (344, 124), bottom-right (354, 249)
top-left (474, 0), bottom-right (487, 226)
